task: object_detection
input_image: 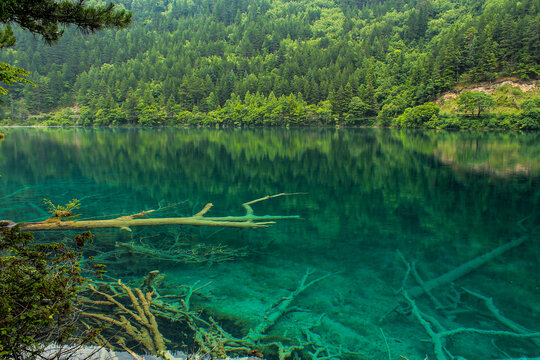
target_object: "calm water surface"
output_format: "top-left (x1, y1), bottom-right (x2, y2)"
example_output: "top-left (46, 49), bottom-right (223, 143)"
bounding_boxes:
top-left (1, 127), bottom-right (539, 359)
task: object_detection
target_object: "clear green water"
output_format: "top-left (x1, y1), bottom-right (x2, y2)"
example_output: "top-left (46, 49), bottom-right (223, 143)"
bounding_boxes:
top-left (1, 127), bottom-right (539, 359)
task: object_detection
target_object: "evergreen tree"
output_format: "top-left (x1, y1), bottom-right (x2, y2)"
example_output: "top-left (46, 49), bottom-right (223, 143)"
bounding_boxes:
top-left (0, 0), bottom-right (538, 126)
top-left (1, 0), bottom-right (131, 93)
top-left (0, 0), bottom-right (131, 43)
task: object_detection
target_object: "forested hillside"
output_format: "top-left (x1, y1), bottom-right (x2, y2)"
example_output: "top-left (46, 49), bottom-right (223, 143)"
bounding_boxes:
top-left (1, 0), bottom-right (539, 127)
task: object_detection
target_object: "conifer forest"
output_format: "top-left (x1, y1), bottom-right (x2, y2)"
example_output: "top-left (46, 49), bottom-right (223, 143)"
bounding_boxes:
top-left (1, 1), bottom-right (540, 360)
top-left (1, 0), bottom-right (539, 128)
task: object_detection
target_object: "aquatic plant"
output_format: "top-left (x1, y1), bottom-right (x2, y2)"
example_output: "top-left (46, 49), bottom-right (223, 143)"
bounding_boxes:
top-left (43, 198), bottom-right (81, 218)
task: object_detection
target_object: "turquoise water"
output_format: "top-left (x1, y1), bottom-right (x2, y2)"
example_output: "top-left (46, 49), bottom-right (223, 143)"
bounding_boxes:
top-left (0, 127), bottom-right (539, 359)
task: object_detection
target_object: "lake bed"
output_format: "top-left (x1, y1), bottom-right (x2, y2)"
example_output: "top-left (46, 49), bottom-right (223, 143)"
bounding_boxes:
top-left (1, 127), bottom-right (539, 359)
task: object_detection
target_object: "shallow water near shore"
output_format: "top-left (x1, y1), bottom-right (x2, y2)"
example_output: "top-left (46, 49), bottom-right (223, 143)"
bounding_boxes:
top-left (1, 127), bottom-right (539, 359)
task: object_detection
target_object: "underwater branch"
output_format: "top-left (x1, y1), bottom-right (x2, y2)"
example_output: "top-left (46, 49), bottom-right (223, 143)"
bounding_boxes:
top-left (1, 193), bottom-right (302, 232)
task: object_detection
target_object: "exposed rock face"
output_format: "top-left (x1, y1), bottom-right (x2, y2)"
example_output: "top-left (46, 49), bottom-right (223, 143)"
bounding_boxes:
top-left (437, 79), bottom-right (538, 104)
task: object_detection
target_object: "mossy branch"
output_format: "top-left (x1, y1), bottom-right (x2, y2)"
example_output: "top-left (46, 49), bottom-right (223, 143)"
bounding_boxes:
top-left (2, 193), bottom-right (302, 232)
top-left (82, 280), bottom-right (167, 355)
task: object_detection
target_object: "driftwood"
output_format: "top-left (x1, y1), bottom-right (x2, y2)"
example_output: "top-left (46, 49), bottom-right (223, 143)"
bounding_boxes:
top-left (245, 268), bottom-right (332, 343)
top-left (1, 193), bottom-right (302, 232)
top-left (402, 291), bottom-right (540, 360)
top-left (82, 269), bottom-right (337, 360)
top-left (191, 268), bottom-right (351, 360)
top-left (381, 232), bottom-right (534, 323)
top-left (113, 240), bottom-right (246, 264)
top-left (462, 287), bottom-right (540, 349)
top-left (406, 233), bottom-right (531, 298)
top-left (82, 280), bottom-right (168, 356)
top-left (391, 225), bottom-right (540, 360)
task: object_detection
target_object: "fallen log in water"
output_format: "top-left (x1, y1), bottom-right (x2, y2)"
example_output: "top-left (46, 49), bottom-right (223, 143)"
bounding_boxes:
top-left (1, 193), bottom-right (302, 231)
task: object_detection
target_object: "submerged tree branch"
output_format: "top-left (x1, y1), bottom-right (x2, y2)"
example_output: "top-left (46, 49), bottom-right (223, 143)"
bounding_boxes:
top-left (1, 194), bottom-right (302, 231)
top-left (406, 233), bottom-right (532, 298)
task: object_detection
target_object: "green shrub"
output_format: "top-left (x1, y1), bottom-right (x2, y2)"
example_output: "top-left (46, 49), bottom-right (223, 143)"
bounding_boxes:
top-left (396, 102), bottom-right (440, 128)
top-left (0, 227), bottom-right (95, 359)
top-left (519, 96), bottom-right (540, 130)
top-left (511, 87), bottom-right (523, 96)
top-left (41, 119), bottom-right (60, 126)
top-left (377, 103), bottom-right (401, 127)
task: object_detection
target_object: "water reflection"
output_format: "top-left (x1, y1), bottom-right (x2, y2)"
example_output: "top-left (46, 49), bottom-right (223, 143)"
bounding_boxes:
top-left (0, 127), bottom-right (539, 359)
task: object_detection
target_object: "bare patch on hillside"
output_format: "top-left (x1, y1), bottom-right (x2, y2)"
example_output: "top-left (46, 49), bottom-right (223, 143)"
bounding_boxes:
top-left (437, 79), bottom-right (538, 104)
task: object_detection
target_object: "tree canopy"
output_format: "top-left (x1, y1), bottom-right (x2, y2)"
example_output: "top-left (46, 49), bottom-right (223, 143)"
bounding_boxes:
top-left (0, 0), bottom-right (132, 93)
top-left (0, 0), bottom-right (131, 43)
top-left (457, 91), bottom-right (496, 117)
top-left (0, 0), bottom-right (538, 127)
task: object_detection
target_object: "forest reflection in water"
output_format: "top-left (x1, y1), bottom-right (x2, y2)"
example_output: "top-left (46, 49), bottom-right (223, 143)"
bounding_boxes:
top-left (0, 127), bottom-right (539, 359)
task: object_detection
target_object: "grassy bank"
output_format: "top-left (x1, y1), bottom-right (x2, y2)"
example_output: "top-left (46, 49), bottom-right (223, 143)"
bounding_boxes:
top-left (393, 81), bottom-right (540, 130)
top-left (439, 82), bottom-right (540, 116)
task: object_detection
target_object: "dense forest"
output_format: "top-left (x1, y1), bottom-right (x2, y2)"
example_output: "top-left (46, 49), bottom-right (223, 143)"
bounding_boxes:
top-left (0, 0), bottom-right (539, 128)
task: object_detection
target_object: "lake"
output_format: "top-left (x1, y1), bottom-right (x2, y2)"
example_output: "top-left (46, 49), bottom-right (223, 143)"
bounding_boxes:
top-left (0, 127), bottom-right (539, 359)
